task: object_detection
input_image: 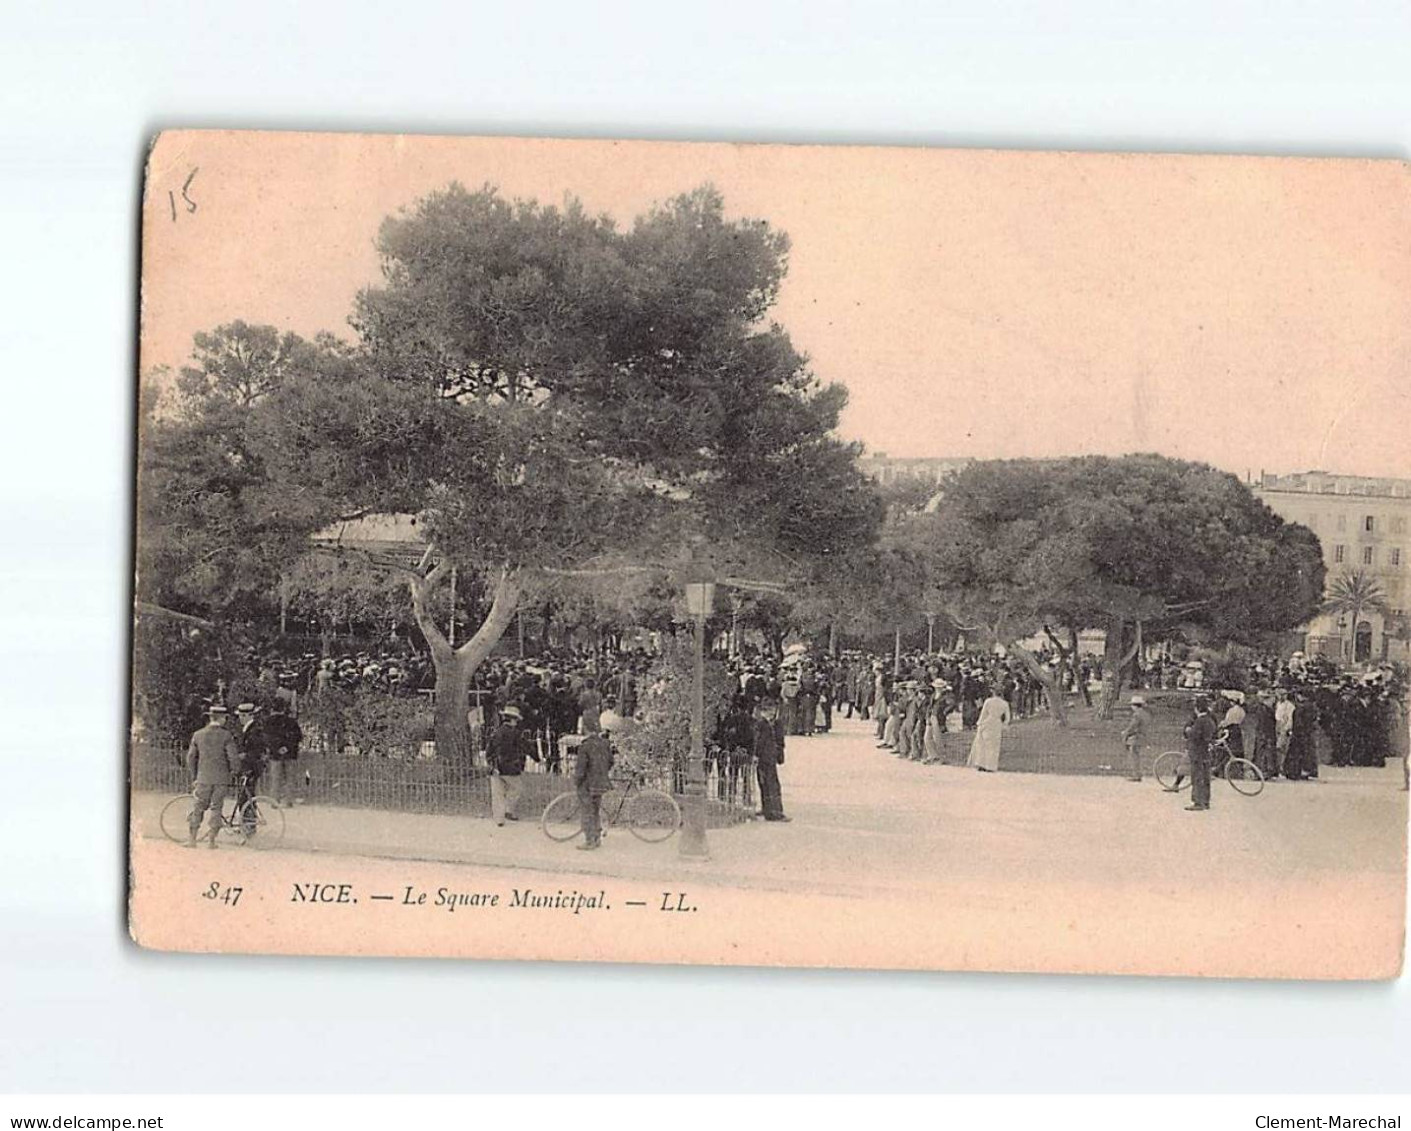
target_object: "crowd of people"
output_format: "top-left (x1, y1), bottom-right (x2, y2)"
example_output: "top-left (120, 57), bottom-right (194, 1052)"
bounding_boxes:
top-left (176, 631), bottom-right (1407, 842)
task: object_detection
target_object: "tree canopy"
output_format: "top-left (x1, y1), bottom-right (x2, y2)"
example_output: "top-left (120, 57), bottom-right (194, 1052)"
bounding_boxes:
top-left (903, 454), bottom-right (1326, 715)
top-left (137, 181), bottom-right (885, 761)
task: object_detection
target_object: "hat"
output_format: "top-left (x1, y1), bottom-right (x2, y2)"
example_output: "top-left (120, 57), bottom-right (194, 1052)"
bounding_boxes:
top-left (1129, 695), bottom-right (1145, 706)
top-left (207, 704), bottom-right (228, 716)
top-left (500, 706), bottom-right (522, 720)
top-left (235, 702), bottom-right (260, 714)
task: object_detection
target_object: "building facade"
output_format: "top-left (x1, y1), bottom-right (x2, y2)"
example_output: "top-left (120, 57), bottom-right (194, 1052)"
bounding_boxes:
top-left (857, 453), bottom-right (973, 486)
top-left (1252, 470), bottom-right (1411, 663)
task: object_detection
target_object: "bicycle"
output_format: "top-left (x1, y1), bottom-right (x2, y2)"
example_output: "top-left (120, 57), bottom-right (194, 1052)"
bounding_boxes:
top-left (159, 773), bottom-right (286, 847)
top-left (1153, 735), bottom-right (1265, 797)
top-left (540, 770), bottom-right (682, 843)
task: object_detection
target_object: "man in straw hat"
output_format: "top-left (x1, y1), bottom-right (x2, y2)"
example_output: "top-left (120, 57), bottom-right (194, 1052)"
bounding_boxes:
top-left (486, 705), bottom-right (536, 826)
top-left (1121, 694), bottom-right (1152, 782)
top-left (184, 704), bottom-right (242, 848)
top-left (232, 702), bottom-right (270, 835)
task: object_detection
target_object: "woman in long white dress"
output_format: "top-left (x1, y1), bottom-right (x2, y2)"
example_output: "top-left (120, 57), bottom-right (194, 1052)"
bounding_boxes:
top-left (966, 687), bottom-right (1011, 772)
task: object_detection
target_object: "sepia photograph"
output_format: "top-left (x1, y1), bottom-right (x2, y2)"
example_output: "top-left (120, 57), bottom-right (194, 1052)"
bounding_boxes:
top-left (128, 130), bottom-right (1409, 979)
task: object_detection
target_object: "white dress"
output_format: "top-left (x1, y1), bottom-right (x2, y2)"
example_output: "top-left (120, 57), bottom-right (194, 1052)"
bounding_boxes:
top-left (966, 695), bottom-right (1011, 771)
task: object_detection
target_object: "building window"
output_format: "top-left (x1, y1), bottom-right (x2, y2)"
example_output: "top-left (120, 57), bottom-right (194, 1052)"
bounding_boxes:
top-left (1393, 516), bottom-right (1407, 534)
top-left (1365, 515), bottom-right (1375, 533)
top-left (1334, 545), bottom-right (1346, 563)
top-left (1362, 546), bottom-right (1374, 565)
top-left (1337, 514), bottom-right (1347, 531)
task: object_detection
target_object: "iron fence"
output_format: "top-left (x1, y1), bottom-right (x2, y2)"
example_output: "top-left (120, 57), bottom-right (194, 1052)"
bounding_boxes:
top-left (131, 743), bottom-right (756, 827)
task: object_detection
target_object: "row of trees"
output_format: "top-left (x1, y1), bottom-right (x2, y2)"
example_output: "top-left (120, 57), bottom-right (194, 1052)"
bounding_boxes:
top-left (136, 179), bottom-right (1329, 757)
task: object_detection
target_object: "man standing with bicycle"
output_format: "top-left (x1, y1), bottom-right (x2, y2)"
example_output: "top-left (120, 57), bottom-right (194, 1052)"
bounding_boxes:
top-left (233, 703), bottom-right (270, 836)
top-left (573, 719), bottom-right (614, 850)
top-left (1183, 695), bottom-right (1217, 812)
top-left (185, 704), bottom-right (241, 848)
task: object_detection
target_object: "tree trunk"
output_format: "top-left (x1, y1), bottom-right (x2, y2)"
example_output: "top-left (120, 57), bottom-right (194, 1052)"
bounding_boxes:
top-left (1096, 615), bottom-right (1143, 719)
top-left (1095, 615), bottom-right (1122, 719)
top-left (1069, 625), bottom-right (1092, 707)
top-left (540, 600), bottom-right (553, 652)
top-left (1007, 638), bottom-right (1068, 727)
top-left (407, 563), bottom-right (523, 775)
top-left (1042, 625), bottom-right (1073, 718)
top-left (431, 649), bottom-right (473, 766)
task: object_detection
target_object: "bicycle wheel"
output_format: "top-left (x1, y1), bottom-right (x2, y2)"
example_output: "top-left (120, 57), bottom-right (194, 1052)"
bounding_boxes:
top-left (1224, 758), bottom-right (1265, 797)
top-left (625, 788), bottom-right (682, 843)
top-left (541, 792), bottom-right (583, 842)
top-left (159, 794), bottom-right (195, 843)
top-left (238, 795), bottom-right (286, 847)
top-left (1153, 751), bottom-right (1191, 792)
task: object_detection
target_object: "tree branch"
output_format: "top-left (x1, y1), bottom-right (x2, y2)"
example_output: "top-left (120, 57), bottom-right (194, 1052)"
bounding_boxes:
top-left (1120, 620), bottom-right (1143, 670)
top-left (455, 567), bottom-right (523, 666)
top-left (408, 561), bottom-right (452, 657)
top-left (1162, 598), bottom-right (1214, 616)
top-left (536, 564), bottom-right (656, 578)
top-left (135, 602), bottom-right (215, 630)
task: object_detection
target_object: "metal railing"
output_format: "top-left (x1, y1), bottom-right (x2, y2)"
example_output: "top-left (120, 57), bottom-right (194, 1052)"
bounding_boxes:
top-left (130, 743), bottom-right (757, 825)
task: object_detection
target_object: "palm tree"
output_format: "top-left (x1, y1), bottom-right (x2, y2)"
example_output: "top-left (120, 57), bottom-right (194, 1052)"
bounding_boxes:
top-left (1321, 568), bottom-right (1390, 664)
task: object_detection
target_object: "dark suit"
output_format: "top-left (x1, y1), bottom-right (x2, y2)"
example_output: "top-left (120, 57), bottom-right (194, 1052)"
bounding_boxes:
top-left (233, 718), bottom-right (271, 833)
top-left (1247, 700), bottom-right (1278, 777)
top-left (263, 713), bottom-right (303, 803)
top-left (573, 734), bottom-right (615, 846)
top-left (1184, 712), bottom-right (1216, 808)
top-left (487, 723), bottom-right (534, 823)
top-left (753, 718), bottom-right (787, 820)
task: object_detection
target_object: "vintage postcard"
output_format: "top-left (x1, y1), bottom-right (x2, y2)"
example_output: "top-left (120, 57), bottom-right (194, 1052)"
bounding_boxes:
top-left (130, 131), bottom-right (1409, 977)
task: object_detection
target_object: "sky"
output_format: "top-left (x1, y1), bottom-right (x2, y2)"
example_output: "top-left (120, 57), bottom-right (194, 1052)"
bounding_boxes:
top-left (141, 131), bottom-right (1411, 479)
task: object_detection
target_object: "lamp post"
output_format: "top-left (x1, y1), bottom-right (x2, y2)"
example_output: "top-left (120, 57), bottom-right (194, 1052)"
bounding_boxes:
top-left (926, 612), bottom-right (936, 655)
top-left (680, 567), bottom-right (716, 859)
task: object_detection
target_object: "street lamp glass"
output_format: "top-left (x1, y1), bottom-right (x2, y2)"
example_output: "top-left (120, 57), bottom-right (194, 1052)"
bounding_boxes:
top-left (684, 582), bottom-right (716, 618)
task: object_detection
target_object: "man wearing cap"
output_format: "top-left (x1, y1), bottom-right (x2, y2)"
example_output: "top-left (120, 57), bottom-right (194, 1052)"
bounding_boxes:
top-left (1182, 696), bottom-right (1217, 811)
top-left (487, 706), bottom-right (535, 826)
top-left (1121, 695), bottom-right (1151, 782)
top-left (185, 705), bottom-right (242, 848)
top-left (752, 698), bottom-right (790, 822)
top-left (573, 719), bottom-right (615, 850)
